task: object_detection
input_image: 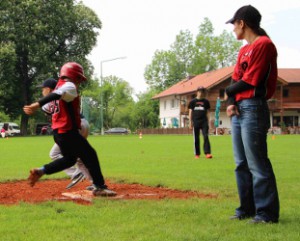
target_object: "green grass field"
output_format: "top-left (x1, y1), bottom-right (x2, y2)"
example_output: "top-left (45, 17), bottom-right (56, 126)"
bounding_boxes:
top-left (0, 134), bottom-right (299, 241)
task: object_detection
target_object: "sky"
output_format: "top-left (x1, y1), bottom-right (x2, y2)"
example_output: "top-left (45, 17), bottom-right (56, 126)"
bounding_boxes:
top-left (81, 0), bottom-right (300, 96)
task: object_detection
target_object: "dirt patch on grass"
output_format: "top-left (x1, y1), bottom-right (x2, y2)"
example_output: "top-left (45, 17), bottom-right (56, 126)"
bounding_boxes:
top-left (0, 179), bottom-right (217, 205)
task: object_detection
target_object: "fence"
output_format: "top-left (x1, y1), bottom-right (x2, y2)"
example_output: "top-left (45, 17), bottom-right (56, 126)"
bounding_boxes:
top-left (138, 126), bottom-right (299, 135)
top-left (137, 127), bottom-right (231, 135)
top-left (138, 128), bottom-right (192, 135)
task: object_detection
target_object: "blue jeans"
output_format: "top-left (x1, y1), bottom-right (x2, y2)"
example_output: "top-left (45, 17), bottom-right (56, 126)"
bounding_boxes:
top-left (231, 98), bottom-right (279, 222)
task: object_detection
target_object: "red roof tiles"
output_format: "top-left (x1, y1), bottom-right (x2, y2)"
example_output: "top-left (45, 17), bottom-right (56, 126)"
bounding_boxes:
top-left (153, 66), bottom-right (299, 99)
top-left (278, 69), bottom-right (300, 83)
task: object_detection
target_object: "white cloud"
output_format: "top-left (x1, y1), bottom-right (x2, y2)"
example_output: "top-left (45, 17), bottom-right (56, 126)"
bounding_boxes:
top-left (277, 46), bottom-right (300, 68)
top-left (82, 0), bottom-right (300, 94)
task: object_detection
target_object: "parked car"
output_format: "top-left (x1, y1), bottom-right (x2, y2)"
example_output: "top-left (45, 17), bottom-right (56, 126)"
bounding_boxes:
top-left (0, 122), bottom-right (20, 136)
top-left (104, 127), bottom-right (129, 134)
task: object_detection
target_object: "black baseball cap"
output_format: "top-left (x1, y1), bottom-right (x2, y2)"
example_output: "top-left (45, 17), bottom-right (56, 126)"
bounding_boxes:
top-left (37, 78), bottom-right (57, 89)
top-left (225, 5), bottom-right (261, 28)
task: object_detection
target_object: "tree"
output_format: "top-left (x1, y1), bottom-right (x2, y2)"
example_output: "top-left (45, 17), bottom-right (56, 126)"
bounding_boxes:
top-left (82, 76), bottom-right (138, 132)
top-left (132, 89), bottom-right (160, 129)
top-left (144, 30), bottom-right (195, 92)
top-left (144, 50), bottom-right (180, 91)
top-left (144, 18), bottom-right (242, 91)
top-left (0, 0), bottom-right (101, 134)
top-left (193, 19), bottom-right (241, 72)
top-left (101, 76), bottom-right (134, 129)
top-left (80, 77), bottom-right (102, 132)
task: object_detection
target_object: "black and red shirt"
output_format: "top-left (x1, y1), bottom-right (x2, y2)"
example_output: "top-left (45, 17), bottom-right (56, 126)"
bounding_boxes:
top-left (188, 98), bottom-right (210, 124)
top-left (50, 79), bottom-right (81, 133)
top-left (232, 36), bottom-right (278, 101)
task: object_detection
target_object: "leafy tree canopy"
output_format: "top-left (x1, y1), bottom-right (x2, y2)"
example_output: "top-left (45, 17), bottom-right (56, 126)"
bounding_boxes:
top-left (0, 0), bottom-right (101, 133)
top-left (144, 17), bottom-right (242, 91)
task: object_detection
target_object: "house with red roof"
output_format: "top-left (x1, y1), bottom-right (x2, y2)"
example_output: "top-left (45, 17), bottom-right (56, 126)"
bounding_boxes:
top-left (153, 67), bottom-right (300, 133)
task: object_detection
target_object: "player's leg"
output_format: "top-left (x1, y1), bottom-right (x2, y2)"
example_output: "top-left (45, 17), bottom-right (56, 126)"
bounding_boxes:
top-left (239, 99), bottom-right (279, 222)
top-left (28, 139), bottom-right (77, 186)
top-left (201, 122), bottom-right (212, 158)
top-left (193, 126), bottom-right (200, 157)
top-left (49, 142), bottom-right (79, 179)
top-left (76, 159), bottom-right (92, 181)
top-left (49, 143), bottom-right (63, 161)
top-left (59, 130), bottom-right (116, 196)
top-left (230, 115), bottom-right (255, 219)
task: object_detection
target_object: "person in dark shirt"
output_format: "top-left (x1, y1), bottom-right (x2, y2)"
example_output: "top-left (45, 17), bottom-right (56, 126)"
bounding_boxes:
top-left (188, 86), bottom-right (212, 159)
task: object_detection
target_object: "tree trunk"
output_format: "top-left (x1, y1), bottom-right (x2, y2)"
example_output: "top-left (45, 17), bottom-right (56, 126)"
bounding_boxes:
top-left (19, 53), bottom-right (31, 135)
top-left (20, 114), bottom-right (29, 135)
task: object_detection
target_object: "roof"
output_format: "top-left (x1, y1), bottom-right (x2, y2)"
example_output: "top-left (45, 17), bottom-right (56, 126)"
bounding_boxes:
top-left (278, 69), bottom-right (300, 83)
top-left (153, 66), bottom-right (234, 99)
top-left (153, 66), bottom-right (298, 99)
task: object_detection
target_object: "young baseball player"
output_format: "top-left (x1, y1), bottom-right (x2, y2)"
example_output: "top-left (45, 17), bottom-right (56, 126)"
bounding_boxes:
top-left (23, 62), bottom-right (116, 196)
top-left (38, 77), bottom-right (92, 189)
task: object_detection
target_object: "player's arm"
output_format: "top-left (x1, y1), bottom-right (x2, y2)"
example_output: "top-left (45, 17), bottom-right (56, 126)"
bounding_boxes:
top-left (23, 82), bottom-right (77, 115)
top-left (23, 93), bottom-right (61, 115)
top-left (206, 110), bottom-right (210, 123)
top-left (23, 102), bottom-right (40, 115)
top-left (225, 80), bottom-right (254, 97)
top-left (38, 93), bottom-right (61, 106)
top-left (53, 82), bottom-right (77, 102)
top-left (206, 100), bottom-right (211, 122)
top-left (225, 79), bottom-right (247, 117)
top-left (188, 109), bottom-right (193, 129)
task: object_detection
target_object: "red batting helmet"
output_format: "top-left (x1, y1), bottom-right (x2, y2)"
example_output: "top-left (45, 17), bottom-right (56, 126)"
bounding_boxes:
top-left (59, 62), bottom-right (87, 83)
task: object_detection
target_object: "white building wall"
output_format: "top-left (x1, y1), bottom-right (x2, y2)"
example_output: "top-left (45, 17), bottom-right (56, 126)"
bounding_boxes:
top-left (159, 96), bottom-right (234, 129)
top-left (159, 96), bottom-right (180, 128)
top-left (158, 97), bottom-right (299, 130)
top-left (210, 112), bottom-right (231, 129)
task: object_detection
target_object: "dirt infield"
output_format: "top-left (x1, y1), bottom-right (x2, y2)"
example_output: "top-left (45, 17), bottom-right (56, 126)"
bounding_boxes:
top-left (0, 179), bottom-right (217, 205)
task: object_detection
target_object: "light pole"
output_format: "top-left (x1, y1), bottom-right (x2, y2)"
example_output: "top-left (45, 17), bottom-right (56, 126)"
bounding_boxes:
top-left (100, 56), bottom-right (126, 135)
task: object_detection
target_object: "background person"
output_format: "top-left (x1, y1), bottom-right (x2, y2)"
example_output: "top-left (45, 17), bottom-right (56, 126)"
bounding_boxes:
top-left (225, 5), bottom-right (280, 224)
top-left (1, 127), bottom-right (6, 138)
top-left (188, 86), bottom-right (212, 159)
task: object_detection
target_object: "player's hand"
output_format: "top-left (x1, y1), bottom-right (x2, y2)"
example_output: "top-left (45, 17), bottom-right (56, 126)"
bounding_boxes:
top-left (226, 105), bottom-right (239, 117)
top-left (23, 103), bottom-right (40, 115)
top-left (224, 93), bottom-right (228, 101)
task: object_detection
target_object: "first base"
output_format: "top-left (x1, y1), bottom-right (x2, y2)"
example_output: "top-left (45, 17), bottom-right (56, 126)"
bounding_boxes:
top-left (61, 190), bottom-right (93, 202)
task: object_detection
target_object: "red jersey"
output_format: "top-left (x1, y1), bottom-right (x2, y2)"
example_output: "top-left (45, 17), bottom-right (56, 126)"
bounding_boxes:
top-left (232, 36), bottom-right (278, 101)
top-left (51, 79), bottom-right (81, 133)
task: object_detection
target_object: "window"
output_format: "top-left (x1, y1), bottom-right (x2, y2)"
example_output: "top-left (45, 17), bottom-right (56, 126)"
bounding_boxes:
top-left (283, 88), bottom-right (289, 98)
top-left (171, 99), bottom-right (179, 108)
top-left (171, 99), bottom-right (175, 108)
top-left (164, 101), bottom-right (167, 110)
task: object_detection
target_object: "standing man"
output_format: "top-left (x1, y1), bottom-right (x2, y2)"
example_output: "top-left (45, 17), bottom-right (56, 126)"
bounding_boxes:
top-left (225, 5), bottom-right (279, 223)
top-left (188, 86), bottom-right (212, 159)
top-left (23, 62), bottom-right (116, 197)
